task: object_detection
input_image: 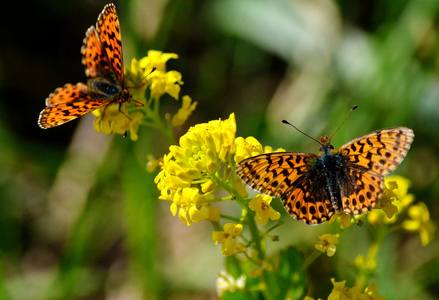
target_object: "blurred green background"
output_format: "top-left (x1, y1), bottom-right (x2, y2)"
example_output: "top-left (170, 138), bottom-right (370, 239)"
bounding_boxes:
top-left (1, 0), bottom-right (438, 299)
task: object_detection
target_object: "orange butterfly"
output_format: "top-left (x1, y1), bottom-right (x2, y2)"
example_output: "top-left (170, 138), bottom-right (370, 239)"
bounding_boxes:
top-left (237, 115), bottom-right (414, 225)
top-left (38, 4), bottom-right (131, 129)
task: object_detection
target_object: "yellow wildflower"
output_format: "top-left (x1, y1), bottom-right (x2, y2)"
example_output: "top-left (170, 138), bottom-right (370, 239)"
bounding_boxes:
top-left (138, 50), bottom-right (179, 72)
top-left (402, 202), bottom-right (436, 246)
top-left (327, 278), bottom-right (387, 300)
top-left (234, 136), bottom-right (285, 163)
top-left (315, 234), bottom-right (339, 257)
top-left (155, 114), bottom-right (237, 225)
top-left (363, 282), bottom-right (387, 300)
top-left (92, 105), bottom-right (143, 141)
top-left (327, 212), bottom-right (352, 228)
top-left (212, 223), bottom-right (246, 255)
top-left (123, 58), bottom-right (150, 102)
top-left (172, 95), bottom-right (197, 127)
top-left (248, 194), bottom-right (281, 225)
top-left (169, 187), bottom-right (217, 225)
top-left (149, 70), bottom-right (183, 99)
top-left (146, 154), bottom-right (163, 173)
top-left (234, 136), bottom-right (264, 163)
top-left (368, 175), bottom-right (414, 225)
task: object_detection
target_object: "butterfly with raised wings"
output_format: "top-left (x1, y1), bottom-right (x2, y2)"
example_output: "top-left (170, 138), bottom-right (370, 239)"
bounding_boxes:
top-left (236, 111), bottom-right (414, 225)
top-left (38, 3), bottom-right (131, 129)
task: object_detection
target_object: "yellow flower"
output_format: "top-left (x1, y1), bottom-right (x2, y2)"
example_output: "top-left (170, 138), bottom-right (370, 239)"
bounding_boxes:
top-left (327, 212), bottom-right (352, 228)
top-left (327, 278), bottom-right (387, 300)
top-left (248, 194), bottom-right (281, 225)
top-left (234, 173), bottom-right (249, 198)
top-left (155, 114), bottom-right (237, 225)
top-left (402, 202), bottom-right (436, 246)
top-left (92, 105), bottom-right (143, 141)
top-left (169, 187), bottom-right (217, 226)
top-left (234, 136), bottom-right (264, 163)
top-left (368, 175), bottom-right (414, 225)
top-left (212, 223), bottom-right (246, 255)
top-left (172, 95), bottom-right (197, 127)
top-left (124, 58), bottom-right (150, 101)
top-left (139, 50), bottom-right (179, 72)
top-left (212, 223), bottom-right (247, 255)
top-left (126, 112), bottom-right (143, 141)
top-left (149, 70), bottom-right (183, 99)
top-left (234, 136), bottom-right (285, 163)
top-left (315, 234), bottom-right (339, 257)
top-left (93, 104), bottom-right (124, 135)
top-left (363, 282), bottom-right (387, 300)
top-left (146, 154), bottom-right (163, 173)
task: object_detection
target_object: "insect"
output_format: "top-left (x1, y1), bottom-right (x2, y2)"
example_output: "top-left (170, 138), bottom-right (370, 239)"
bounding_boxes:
top-left (236, 106), bottom-right (414, 225)
top-left (38, 3), bottom-right (131, 129)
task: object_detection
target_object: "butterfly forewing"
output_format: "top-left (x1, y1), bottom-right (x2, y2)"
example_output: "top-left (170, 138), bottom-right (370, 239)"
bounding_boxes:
top-left (236, 153), bottom-right (317, 197)
top-left (96, 4), bottom-right (124, 85)
top-left (339, 127), bottom-right (414, 176)
top-left (81, 27), bottom-right (113, 79)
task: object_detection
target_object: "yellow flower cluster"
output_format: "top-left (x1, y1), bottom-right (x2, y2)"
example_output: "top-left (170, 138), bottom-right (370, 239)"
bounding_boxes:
top-left (155, 113), bottom-right (237, 225)
top-left (305, 278), bottom-right (387, 300)
top-left (368, 175), bottom-right (435, 246)
top-left (212, 223), bottom-right (246, 255)
top-left (155, 113), bottom-right (284, 259)
top-left (93, 50), bottom-right (192, 140)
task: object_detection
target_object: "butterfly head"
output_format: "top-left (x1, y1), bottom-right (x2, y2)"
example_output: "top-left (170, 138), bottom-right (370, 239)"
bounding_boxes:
top-left (319, 135), bottom-right (334, 153)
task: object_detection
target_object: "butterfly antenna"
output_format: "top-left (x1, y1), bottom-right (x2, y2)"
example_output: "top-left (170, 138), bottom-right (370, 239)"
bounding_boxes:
top-left (281, 120), bottom-right (322, 146)
top-left (328, 105), bottom-right (358, 142)
top-left (133, 67), bottom-right (156, 89)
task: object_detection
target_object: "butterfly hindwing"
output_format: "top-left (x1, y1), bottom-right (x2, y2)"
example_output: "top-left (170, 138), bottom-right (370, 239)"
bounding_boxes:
top-left (39, 83), bottom-right (111, 128)
top-left (282, 177), bottom-right (335, 225)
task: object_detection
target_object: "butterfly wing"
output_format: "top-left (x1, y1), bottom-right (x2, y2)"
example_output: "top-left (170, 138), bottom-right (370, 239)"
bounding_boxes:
top-left (96, 4), bottom-right (124, 85)
top-left (237, 152), bottom-right (335, 225)
top-left (281, 176), bottom-right (335, 225)
top-left (81, 26), bottom-right (113, 79)
top-left (38, 83), bottom-right (111, 128)
top-left (337, 127), bottom-right (414, 215)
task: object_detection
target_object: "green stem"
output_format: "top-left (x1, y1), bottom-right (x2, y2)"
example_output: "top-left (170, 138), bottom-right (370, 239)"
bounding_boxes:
top-left (299, 250), bottom-right (322, 274)
top-left (143, 97), bottom-right (177, 145)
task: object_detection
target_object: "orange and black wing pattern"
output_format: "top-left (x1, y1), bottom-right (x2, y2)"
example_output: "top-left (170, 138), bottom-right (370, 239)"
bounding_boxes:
top-left (38, 4), bottom-right (126, 129)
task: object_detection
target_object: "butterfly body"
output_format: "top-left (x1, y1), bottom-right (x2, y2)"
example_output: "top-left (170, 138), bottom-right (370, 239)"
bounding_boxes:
top-left (237, 127), bottom-right (414, 225)
top-left (308, 145), bottom-right (345, 213)
top-left (38, 4), bottom-right (128, 129)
